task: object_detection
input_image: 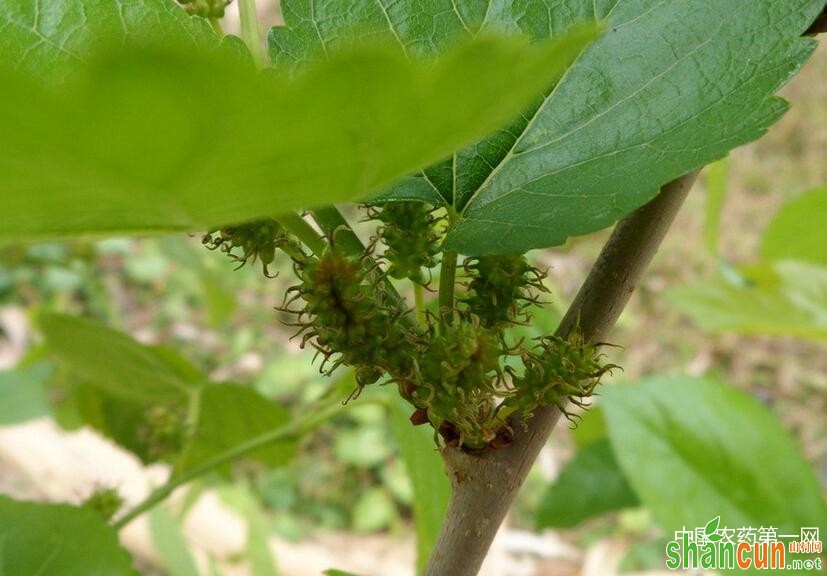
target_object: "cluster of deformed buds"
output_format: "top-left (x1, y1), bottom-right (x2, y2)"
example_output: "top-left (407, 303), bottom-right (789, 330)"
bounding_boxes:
top-left (505, 333), bottom-right (619, 422)
top-left (366, 201), bottom-right (441, 284)
top-left (82, 487), bottom-right (124, 522)
top-left (202, 219), bottom-right (303, 277)
top-left (177, 0), bottom-right (232, 18)
top-left (278, 242), bottom-right (419, 391)
top-left (138, 404), bottom-right (188, 462)
top-left (463, 254), bottom-right (548, 328)
top-left (409, 317), bottom-right (506, 448)
top-left (202, 203), bottom-right (618, 452)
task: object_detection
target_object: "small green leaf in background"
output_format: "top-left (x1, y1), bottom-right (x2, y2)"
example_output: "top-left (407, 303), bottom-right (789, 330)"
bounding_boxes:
top-left (323, 570), bottom-right (362, 576)
top-left (37, 313), bottom-right (198, 464)
top-left (0, 0), bottom-right (599, 243)
top-left (761, 186), bottom-right (827, 266)
top-left (668, 260), bottom-right (827, 340)
top-left (0, 362), bottom-right (51, 425)
top-left (536, 439), bottom-right (640, 529)
top-left (149, 506), bottom-right (200, 576)
top-left (603, 376), bottom-right (827, 544)
top-left (0, 496), bottom-right (138, 576)
top-left (177, 384), bottom-right (297, 475)
top-left (218, 485), bottom-right (279, 576)
top-left (389, 397), bottom-right (449, 574)
top-left (351, 487), bottom-right (397, 534)
top-left (334, 426), bottom-right (392, 468)
top-left (704, 157), bottom-right (730, 255)
top-left (37, 323), bottom-right (195, 464)
top-left (38, 313), bottom-right (202, 402)
top-left (70, 382), bottom-right (188, 464)
top-left (571, 405), bottom-right (608, 449)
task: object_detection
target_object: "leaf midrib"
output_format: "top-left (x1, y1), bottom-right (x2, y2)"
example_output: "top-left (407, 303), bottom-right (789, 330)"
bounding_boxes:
top-left (452, 0), bottom-right (631, 214)
top-left (462, 27), bottom-right (719, 214)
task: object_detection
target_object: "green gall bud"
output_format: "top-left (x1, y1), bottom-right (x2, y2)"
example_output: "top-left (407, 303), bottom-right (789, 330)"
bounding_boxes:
top-left (82, 487), bottom-right (124, 522)
top-left (203, 218), bottom-right (302, 277)
top-left (369, 202), bottom-right (441, 284)
top-left (463, 254), bottom-right (548, 328)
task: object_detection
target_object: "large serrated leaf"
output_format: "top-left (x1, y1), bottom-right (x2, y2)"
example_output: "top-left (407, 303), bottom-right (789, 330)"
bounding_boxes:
top-left (450, 0), bottom-right (823, 253)
top-left (0, 0), bottom-right (597, 243)
top-left (0, 0), bottom-right (216, 82)
top-left (271, 0), bottom-right (823, 254)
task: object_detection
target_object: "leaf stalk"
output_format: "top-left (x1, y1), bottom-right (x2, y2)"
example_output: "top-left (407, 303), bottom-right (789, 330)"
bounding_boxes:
top-left (113, 399), bottom-right (343, 530)
top-left (276, 212), bottom-right (326, 256)
top-left (237, 0), bottom-right (265, 67)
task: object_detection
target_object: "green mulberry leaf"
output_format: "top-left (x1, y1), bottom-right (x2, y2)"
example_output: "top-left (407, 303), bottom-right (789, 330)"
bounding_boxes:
top-left (535, 439), bottom-right (640, 528)
top-left (270, 0), bottom-right (823, 254)
top-left (602, 376), bottom-right (827, 554)
top-left (0, 0), bottom-right (596, 242)
top-left (0, 0), bottom-right (217, 82)
top-left (447, 0), bottom-right (821, 253)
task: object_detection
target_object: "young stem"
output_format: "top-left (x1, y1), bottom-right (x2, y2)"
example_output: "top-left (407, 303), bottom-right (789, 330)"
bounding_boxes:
top-left (113, 399), bottom-right (343, 530)
top-left (237, 0), bottom-right (265, 67)
top-left (208, 17), bottom-right (223, 36)
top-left (423, 170), bottom-right (701, 576)
top-left (311, 206), bottom-right (368, 256)
top-left (437, 207), bottom-right (460, 326)
top-left (184, 388), bottom-right (202, 441)
top-left (437, 251), bottom-right (458, 325)
top-left (276, 212), bottom-right (326, 256)
top-left (413, 282), bottom-right (427, 327)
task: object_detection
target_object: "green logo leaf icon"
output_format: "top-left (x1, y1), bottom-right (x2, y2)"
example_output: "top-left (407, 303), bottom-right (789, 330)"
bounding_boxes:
top-left (705, 516), bottom-right (723, 542)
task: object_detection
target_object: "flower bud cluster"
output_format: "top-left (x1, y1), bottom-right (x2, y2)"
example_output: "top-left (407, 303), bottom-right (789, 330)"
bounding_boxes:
top-left (411, 318), bottom-right (505, 448)
top-left (82, 488), bottom-right (124, 522)
top-left (463, 254), bottom-right (548, 328)
top-left (202, 219), bottom-right (302, 277)
top-left (368, 202), bottom-right (441, 285)
top-left (204, 209), bottom-right (618, 452)
top-left (281, 246), bottom-right (419, 389)
top-left (178, 0), bottom-right (231, 18)
top-left (505, 333), bottom-right (618, 421)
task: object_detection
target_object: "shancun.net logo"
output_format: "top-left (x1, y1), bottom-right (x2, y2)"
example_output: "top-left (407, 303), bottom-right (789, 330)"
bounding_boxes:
top-left (665, 516), bottom-right (823, 571)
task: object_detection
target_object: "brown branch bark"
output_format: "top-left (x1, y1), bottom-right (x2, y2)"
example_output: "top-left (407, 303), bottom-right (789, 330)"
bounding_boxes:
top-left (423, 169), bottom-right (701, 576)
